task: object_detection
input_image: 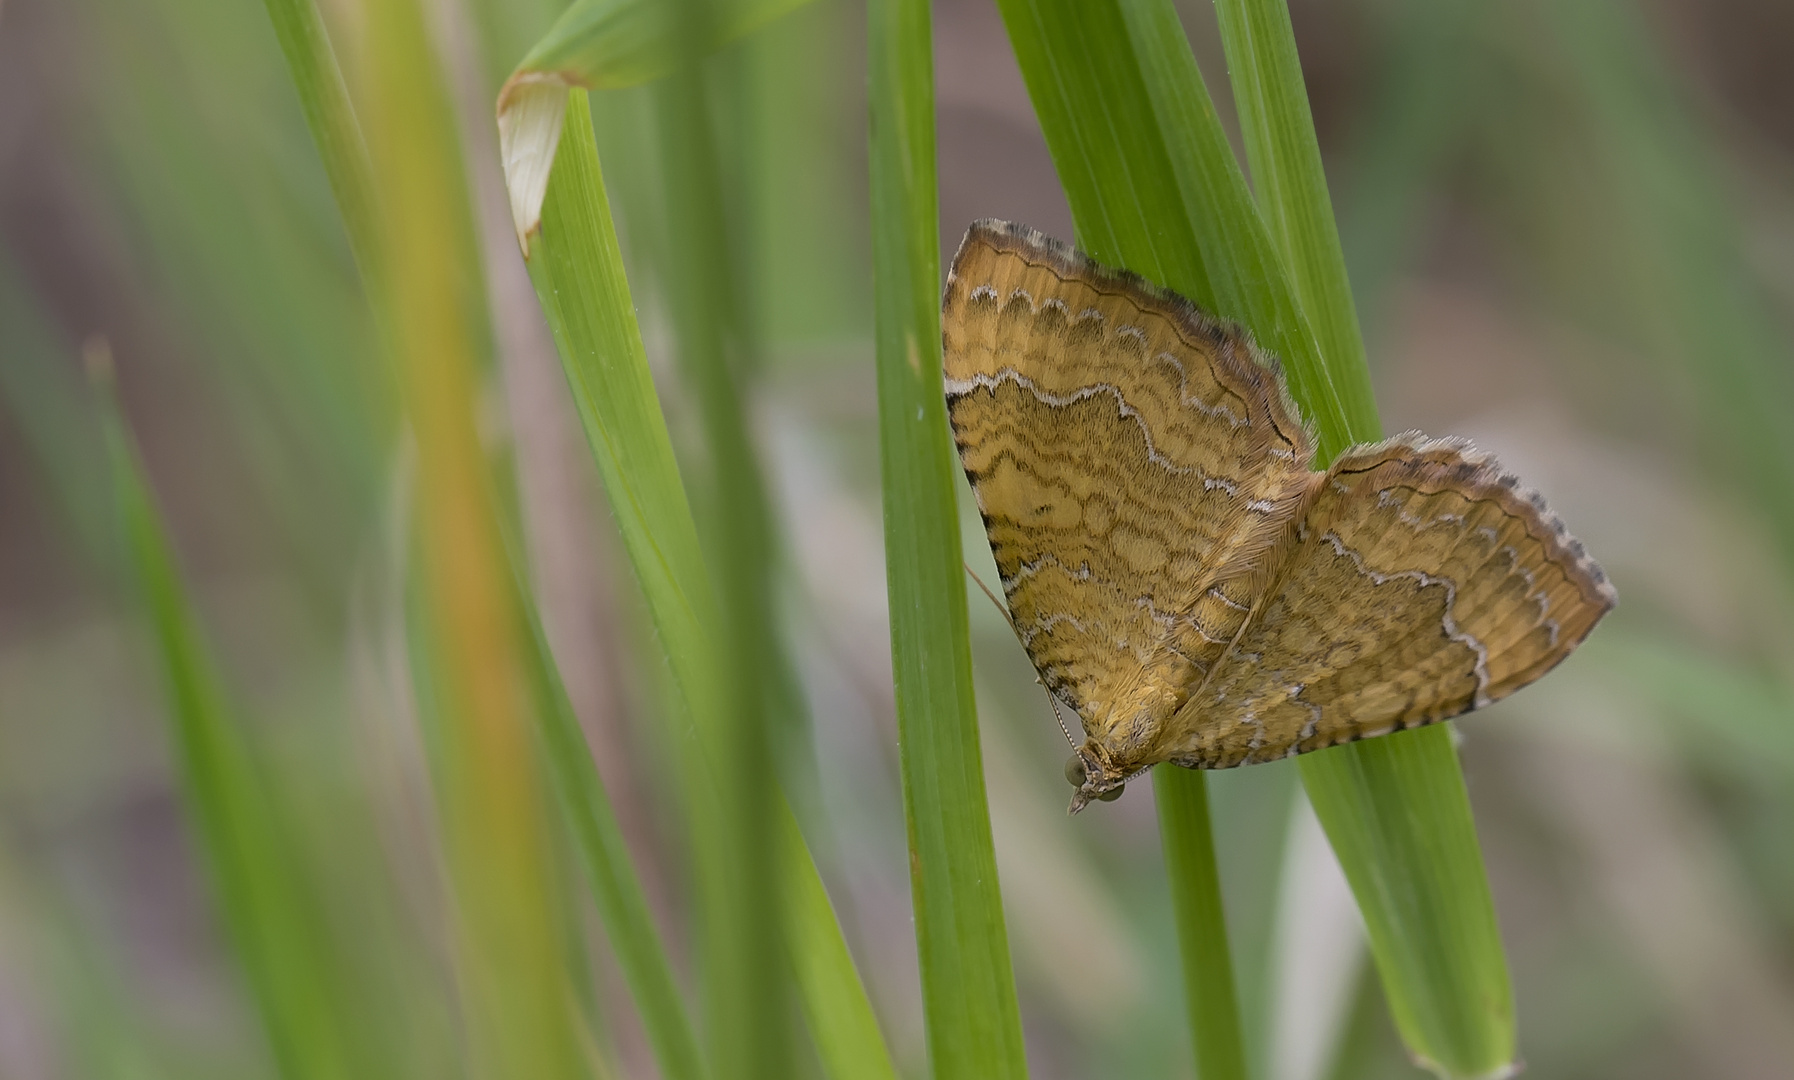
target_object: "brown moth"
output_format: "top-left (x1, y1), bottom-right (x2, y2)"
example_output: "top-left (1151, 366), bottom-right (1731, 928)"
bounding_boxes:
top-left (942, 220), bottom-right (1616, 812)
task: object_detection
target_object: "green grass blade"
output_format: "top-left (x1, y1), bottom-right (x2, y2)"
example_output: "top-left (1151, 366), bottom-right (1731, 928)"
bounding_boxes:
top-left (1212, 0), bottom-right (1369, 405)
top-left (869, 1), bottom-right (1029, 1077)
top-left (993, 3), bottom-right (1514, 1076)
top-left (257, 0), bottom-right (381, 288)
top-left (1154, 769), bottom-right (1250, 1080)
top-left (95, 353), bottom-right (357, 1080)
top-left (524, 90), bottom-right (899, 1080)
top-left (360, 0), bottom-right (589, 1074)
top-left (1296, 740), bottom-right (1510, 1078)
top-left (780, 836), bottom-right (901, 1080)
top-left (989, 5), bottom-right (1254, 1074)
top-left (995, 0), bottom-right (1361, 446)
top-left (1212, 4), bottom-right (1514, 1073)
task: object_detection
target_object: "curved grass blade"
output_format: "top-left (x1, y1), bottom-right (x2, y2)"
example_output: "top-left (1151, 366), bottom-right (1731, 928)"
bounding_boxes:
top-left (1212, 3), bottom-right (1514, 1073)
top-left (519, 606), bottom-right (709, 1080)
top-left (993, 2), bottom-right (1514, 1076)
top-left (523, 90), bottom-right (900, 1080)
top-left (511, 0), bottom-right (816, 92)
top-left (497, 0), bottom-right (820, 250)
top-left (869, 0), bottom-right (1029, 1076)
top-left (1211, 0), bottom-right (1370, 417)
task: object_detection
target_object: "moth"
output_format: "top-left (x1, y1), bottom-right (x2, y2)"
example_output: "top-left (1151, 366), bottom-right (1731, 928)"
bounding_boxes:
top-left (942, 221), bottom-right (1615, 812)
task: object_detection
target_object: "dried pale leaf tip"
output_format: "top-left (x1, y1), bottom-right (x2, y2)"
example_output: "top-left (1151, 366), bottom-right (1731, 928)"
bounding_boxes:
top-left (497, 74), bottom-right (573, 255)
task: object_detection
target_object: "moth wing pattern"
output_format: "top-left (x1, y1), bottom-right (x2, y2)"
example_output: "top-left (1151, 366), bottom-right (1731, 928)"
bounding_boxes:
top-left (1165, 435), bottom-right (1617, 769)
top-left (942, 220), bottom-right (1315, 736)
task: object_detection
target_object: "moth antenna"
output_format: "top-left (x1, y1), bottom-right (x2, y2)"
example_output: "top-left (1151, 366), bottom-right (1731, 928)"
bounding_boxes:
top-left (964, 562), bottom-right (1078, 748)
top-left (964, 562), bottom-right (1025, 647)
top-left (1047, 690), bottom-right (1077, 748)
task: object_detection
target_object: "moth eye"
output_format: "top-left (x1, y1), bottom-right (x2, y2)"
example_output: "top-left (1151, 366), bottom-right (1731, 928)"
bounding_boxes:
top-left (1096, 783), bottom-right (1124, 802)
top-left (1063, 754), bottom-right (1087, 787)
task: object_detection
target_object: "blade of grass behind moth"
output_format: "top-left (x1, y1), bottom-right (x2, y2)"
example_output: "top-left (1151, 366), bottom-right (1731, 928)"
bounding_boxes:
top-left (1211, 3), bottom-right (1515, 1076)
top-left (94, 350), bottom-right (360, 1080)
top-left (524, 90), bottom-right (900, 1080)
top-left (361, 0), bottom-right (590, 1075)
top-left (870, 0), bottom-right (1029, 1077)
top-left (991, 4), bottom-right (1253, 1076)
top-left (997, 3), bottom-right (1513, 1077)
top-left (1211, 0), bottom-right (1369, 417)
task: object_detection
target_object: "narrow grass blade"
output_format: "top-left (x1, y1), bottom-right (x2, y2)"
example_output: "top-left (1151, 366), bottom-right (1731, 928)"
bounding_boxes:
top-left (995, 0), bottom-right (1362, 443)
top-left (520, 605), bottom-right (709, 1080)
top-left (361, 0), bottom-right (589, 1075)
top-left (994, 2), bottom-right (1514, 1076)
top-left (524, 90), bottom-right (899, 1080)
top-left (869, 1), bottom-right (1028, 1077)
top-left (257, 0), bottom-right (380, 288)
top-left (1212, 4), bottom-right (1514, 1073)
top-left (94, 349), bottom-right (358, 1080)
top-left (990, 5), bottom-right (1253, 1075)
top-left (1154, 768), bottom-right (1249, 1080)
top-left (1212, 0), bottom-right (1369, 406)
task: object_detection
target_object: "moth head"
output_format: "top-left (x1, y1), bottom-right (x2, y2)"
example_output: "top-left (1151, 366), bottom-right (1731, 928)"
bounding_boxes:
top-left (1064, 744), bottom-right (1127, 814)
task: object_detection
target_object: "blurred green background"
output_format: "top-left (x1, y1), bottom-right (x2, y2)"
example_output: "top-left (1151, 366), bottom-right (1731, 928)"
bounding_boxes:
top-left (3, 0), bottom-right (1793, 1077)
